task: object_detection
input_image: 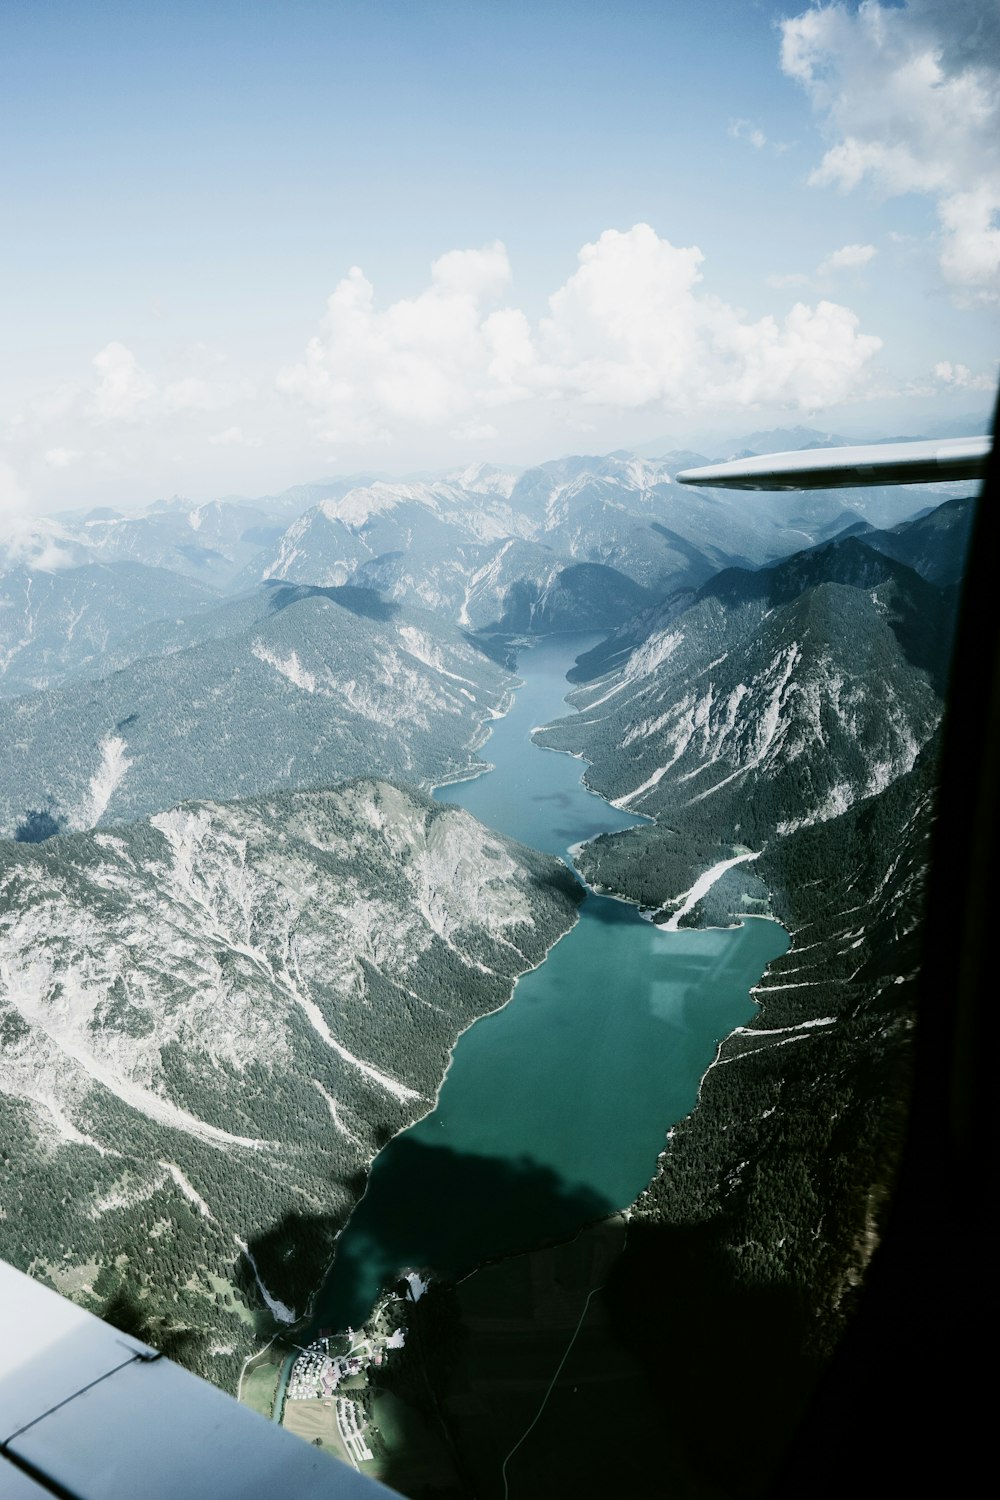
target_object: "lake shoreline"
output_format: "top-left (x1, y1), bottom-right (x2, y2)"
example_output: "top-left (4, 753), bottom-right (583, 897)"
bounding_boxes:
top-left (268, 631), bottom-right (789, 1359)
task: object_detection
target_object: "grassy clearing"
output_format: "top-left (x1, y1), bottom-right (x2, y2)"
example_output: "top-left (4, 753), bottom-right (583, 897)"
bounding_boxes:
top-left (206, 1271), bottom-right (257, 1327)
top-left (242, 1362), bottom-right (281, 1420)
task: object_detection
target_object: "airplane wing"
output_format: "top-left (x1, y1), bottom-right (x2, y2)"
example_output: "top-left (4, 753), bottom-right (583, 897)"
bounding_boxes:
top-left (0, 1261), bottom-right (390, 1498)
top-left (675, 434), bottom-right (991, 490)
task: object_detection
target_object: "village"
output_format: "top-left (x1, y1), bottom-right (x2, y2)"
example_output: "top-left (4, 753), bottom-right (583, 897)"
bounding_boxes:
top-left (281, 1274), bottom-right (428, 1470)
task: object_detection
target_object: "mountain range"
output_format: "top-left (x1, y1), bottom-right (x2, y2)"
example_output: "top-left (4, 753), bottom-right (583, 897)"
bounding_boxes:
top-left (353, 490), bottom-right (968, 1499)
top-left (0, 437), bottom-right (979, 1494)
top-left (3, 442), bottom-right (963, 695)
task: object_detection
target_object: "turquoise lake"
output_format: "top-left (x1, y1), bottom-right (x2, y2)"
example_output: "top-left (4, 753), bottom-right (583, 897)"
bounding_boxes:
top-left (311, 633), bottom-right (788, 1331)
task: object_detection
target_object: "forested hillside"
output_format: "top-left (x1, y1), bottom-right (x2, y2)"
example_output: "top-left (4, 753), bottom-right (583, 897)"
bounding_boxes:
top-left (540, 532), bottom-right (954, 908)
top-left (0, 587), bottom-right (514, 839)
top-left (0, 781), bottom-right (581, 1390)
top-left (356, 509), bottom-right (961, 1498)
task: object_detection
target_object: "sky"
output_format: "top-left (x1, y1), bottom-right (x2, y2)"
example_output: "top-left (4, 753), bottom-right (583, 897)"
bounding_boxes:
top-left (1, 0), bottom-right (997, 516)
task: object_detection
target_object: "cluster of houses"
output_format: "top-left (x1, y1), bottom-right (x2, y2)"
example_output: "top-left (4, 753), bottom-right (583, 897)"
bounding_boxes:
top-left (287, 1336), bottom-right (362, 1400)
top-left (286, 1323), bottom-right (407, 1403)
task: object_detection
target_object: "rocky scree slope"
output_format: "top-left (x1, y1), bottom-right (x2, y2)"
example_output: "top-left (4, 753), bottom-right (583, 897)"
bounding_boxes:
top-left (0, 780), bottom-right (581, 1391)
top-left (537, 535), bottom-right (953, 908)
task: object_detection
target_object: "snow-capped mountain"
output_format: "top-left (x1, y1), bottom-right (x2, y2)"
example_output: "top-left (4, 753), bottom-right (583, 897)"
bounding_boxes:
top-left (47, 499), bottom-right (285, 590)
top-left (248, 451), bottom-right (949, 635)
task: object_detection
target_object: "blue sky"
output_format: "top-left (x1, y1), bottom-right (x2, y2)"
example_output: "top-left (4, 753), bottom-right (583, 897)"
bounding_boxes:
top-left (1, 0), bottom-right (997, 513)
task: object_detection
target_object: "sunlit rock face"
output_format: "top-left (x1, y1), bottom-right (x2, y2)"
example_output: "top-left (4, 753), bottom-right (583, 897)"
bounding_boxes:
top-left (0, 780), bottom-right (580, 1389)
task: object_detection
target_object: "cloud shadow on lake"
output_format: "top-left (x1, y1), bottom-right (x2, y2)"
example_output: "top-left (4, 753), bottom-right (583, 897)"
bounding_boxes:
top-left (303, 1135), bottom-right (616, 1334)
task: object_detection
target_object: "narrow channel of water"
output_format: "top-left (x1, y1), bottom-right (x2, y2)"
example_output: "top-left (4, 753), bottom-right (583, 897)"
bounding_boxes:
top-left (310, 633), bottom-right (788, 1331)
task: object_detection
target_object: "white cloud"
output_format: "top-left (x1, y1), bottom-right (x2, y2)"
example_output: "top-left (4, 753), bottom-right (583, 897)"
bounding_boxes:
top-left (729, 119), bottom-right (793, 154)
top-left (0, 459), bottom-right (75, 568)
top-left (279, 224), bottom-right (882, 441)
top-left (818, 243), bottom-right (877, 275)
top-left (781, 1), bottom-right (1000, 303)
top-left (450, 421), bottom-right (499, 443)
top-left (0, 456), bottom-right (30, 519)
top-left (770, 241), bottom-right (877, 291)
top-left (276, 243), bottom-right (523, 442)
top-left (730, 118), bottom-right (767, 150)
top-left (89, 341), bottom-right (157, 421)
top-left (44, 447), bottom-right (83, 468)
top-left (208, 425), bottom-right (263, 447)
top-left (933, 359), bottom-right (997, 390)
top-left (766, 272), bottom-right (812, 290)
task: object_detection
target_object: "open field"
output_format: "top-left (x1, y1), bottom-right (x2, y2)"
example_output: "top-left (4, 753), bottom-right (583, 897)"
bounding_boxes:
top-left (241, 1362), bottom-right (281, 1421)
top-left (283, 1397), bottom-right (383, 1477)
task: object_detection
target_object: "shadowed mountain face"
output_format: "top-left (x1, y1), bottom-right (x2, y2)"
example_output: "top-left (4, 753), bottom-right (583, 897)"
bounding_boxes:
top-left (829, 492), bottom-right (975, 587)
top-left (302, 1136), bottom-right (616, 1334)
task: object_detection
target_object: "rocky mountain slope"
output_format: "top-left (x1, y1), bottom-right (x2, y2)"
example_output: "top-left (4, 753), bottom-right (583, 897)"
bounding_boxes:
top-left (3, 446), bottom-right (952, 676)
top-left (0, 561), bottom-right (220, 698)
top-left (537, 533), bottom-right (953, 907)
top-left (0, 585), bottom-right (513, 840)
top-left (356, 519), bottom-right (958, 1499)
top-left (0, 781), bottom-right (581, 1391)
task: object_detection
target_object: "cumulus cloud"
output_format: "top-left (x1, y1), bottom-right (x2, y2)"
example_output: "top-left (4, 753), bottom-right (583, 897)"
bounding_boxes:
top-left (818, 243), bottom-right (878, 275)
top-left (781, 1), bottom-right (1000, 303)
top-left (933, 359), bottom-right (997, 390)
top-left (52, 342), bottom-right (247, 428)
top-left (279, 224), bottom-right (882, 441)
top-left (276, 243), bottom-right (523, 442)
